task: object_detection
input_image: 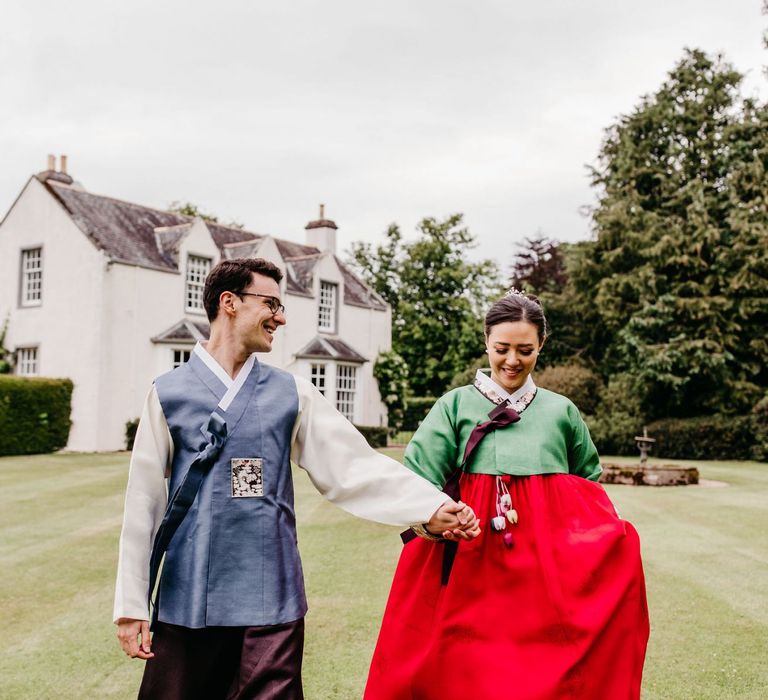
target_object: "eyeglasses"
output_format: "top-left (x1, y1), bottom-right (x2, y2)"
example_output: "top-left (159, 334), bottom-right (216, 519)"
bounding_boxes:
top-left (236, 292), bottom-right (285, 315)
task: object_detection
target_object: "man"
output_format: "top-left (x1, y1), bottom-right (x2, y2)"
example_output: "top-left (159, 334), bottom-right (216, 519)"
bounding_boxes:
top-left (114, 258), bottom-right (479, 699)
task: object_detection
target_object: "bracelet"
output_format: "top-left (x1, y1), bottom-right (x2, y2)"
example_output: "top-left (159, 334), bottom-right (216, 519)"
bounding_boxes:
top-left (411, 523), bottom-right (444, 542)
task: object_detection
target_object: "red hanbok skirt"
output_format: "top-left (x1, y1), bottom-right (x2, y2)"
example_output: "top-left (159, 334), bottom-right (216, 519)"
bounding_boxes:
top-left (365, 473), bottom-right (649, 700)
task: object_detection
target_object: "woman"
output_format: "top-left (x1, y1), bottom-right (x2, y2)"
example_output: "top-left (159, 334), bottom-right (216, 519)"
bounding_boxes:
top-left (365, 291), bottom-right (649, 700)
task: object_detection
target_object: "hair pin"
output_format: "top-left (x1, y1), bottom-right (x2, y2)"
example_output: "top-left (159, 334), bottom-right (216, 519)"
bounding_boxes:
top-left (504, 287), bottom-right (526, 299)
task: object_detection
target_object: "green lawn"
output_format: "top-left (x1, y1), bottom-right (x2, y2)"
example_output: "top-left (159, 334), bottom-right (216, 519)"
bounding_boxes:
top-left (1, 452), bottom-right (766, 699)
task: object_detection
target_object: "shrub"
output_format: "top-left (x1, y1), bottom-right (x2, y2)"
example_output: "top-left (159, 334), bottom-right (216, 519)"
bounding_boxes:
top-left (752, 395), bottom-right (768, 461)
top-left (0, 376), bottom-right (73, 455)
top-left (402, 397), bottom-right (437, 431)
top-left (645, 415), bottom-right (756, 461)
top-left (535, 364), bottom-right (603, 414)
top-left (125, 418), bottom-right (139, 451)
top-left (373, 351), bottom-right (409, 433)
top-left (447, 356), bottom-right (488, 392)
top-left (585, 412), bottom-right (643, 457)
top-left (354, 425), bottom-right (388, 448)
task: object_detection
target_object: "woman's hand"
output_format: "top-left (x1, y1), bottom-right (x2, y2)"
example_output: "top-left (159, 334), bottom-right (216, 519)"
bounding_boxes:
top-left (426, 500), bottom-right (481, 541)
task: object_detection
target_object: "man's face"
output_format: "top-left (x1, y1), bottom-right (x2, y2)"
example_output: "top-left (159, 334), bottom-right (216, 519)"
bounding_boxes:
top-left (232, 273), bottom-right (286, 353)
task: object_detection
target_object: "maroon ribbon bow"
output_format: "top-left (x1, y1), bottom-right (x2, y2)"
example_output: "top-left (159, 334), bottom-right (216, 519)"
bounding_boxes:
top-left (460, 404), bottom-right (521, 472)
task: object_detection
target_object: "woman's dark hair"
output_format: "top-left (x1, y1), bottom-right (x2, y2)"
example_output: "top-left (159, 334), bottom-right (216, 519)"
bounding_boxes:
top-left (484, 292), bottom-right (548, 342)
top-left (204, 258), bottom-right (283, 321)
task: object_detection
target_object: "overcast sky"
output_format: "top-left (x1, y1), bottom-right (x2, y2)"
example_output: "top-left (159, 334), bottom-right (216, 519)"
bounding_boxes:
top-left (1, 1), bottom-right (766, 271)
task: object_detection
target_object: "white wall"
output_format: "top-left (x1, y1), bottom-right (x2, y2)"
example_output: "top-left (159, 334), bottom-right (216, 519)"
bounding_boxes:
top-left (0, 178), bottom-right (107, 451)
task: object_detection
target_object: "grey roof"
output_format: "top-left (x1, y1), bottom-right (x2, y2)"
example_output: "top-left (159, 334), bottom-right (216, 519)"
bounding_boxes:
top-left (295, 336), bottom-right (368, 363)
top-left (38, 174), bottom-right (387, 311)
top-left (336, 257), bottom-right (388, 310)
top-left (151, 319), bottom-right (210, 344)
top-left (222, 239), bottom-right (265, 260)
top-left (43, 178), bottom-right (258, 271)
top-left (155, 224), bottom-right (193, 266)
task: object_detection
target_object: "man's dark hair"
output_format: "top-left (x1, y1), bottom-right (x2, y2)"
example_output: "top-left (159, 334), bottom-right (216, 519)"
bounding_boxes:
top-left (484, 293), bottom-right (548, 342)
top-left (203, 258), bottom-right (283, 322)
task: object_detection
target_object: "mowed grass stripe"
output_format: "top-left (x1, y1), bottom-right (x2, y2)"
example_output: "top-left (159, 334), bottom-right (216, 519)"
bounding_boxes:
top-left (0, 453), bottom-right (766, 699)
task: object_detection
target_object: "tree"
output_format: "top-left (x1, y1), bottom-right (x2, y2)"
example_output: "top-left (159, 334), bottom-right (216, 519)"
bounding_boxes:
top-left (168, 201), bottom-right (244, 229)
top-left (577, 49), bottom-right (768, 417)
top-left (349, 214), bottom-right (501, 397)
top-left (509, 234), bottom-right (568, 294)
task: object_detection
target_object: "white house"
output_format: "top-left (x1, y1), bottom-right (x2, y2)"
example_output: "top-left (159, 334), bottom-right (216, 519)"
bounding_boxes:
top-left (0, 157), bottom-right (391, 451)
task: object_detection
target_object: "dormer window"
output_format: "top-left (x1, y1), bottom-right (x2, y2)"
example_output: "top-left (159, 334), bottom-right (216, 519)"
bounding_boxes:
top-left (20, 247), bottom-right (43, 306)
top-left (185, 255), bottom-right (211, 313)
top-left (318, 281), bottom-right (337, 333)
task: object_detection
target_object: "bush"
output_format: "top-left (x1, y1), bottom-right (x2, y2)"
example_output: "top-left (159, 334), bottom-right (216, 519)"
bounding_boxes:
top-left (354, 425), bottom-right (388, 448)
top-left (125, 418), bottom-right (139, 451)
top-left (401, 397), bottom-right (437, 431)
top-left (447, 356), bottom-right (488, 392)
top-left (0, 376), bottom-right (73, 455)
top-left (646, 415), bottom-right (757, 461)
top-left (535, 364), bottom-right (603, 414)
top-left (752, 396), bottom-right (768, 461)
top-left (585, 412), bottom-right (643, 457)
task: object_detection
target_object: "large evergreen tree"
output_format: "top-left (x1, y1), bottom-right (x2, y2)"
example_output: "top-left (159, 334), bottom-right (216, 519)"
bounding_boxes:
top-left (577, 49), bottom-right (768, 416)
top-left (349, 214), bottom-right (500, 397)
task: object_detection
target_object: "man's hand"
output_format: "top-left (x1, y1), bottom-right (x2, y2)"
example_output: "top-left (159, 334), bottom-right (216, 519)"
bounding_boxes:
top-left (426, 500), bottom-right (481, 541)
top-left (116, 618), bottom-right (154, 660)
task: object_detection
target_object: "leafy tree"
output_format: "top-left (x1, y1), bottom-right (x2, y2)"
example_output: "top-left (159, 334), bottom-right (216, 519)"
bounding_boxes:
top-left (349, 214), bottom-right (501, 396)
top-left (577, 49), bottom-right (768, 417)
top-left (168, 201), bottom-right (244, 229)
top-left (509, 234), bottom-right (568, 294)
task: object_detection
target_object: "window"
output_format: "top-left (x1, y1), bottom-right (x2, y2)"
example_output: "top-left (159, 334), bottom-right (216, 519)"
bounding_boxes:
top-left (16, 347), bottom-right (38, 376)
top-left (318, 281), bottom-right (337, 333)
top-left (185, 255), bottom-right (211, 313)
top-left (310, 363), bottom-right (326, 395)
top-left (172, 349), bottom-right (192, 368)
top-left (20, 248), bottom-right (43, 306)
top-left (336, 364), bottom-right (357, 421)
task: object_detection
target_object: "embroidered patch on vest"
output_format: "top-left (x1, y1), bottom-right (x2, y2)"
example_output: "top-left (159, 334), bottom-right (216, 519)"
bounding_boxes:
top-left (231, 458), bottom-right (264, 497)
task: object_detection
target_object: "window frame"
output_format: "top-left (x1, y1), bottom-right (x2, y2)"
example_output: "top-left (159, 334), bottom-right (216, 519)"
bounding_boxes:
top-left (19, 247), bottom-right (43, 308)
top-left (310, 363), bottom-right (327, 396)
top-left (185, 254), bottom-right (212, 314)
top-left (318, 280), bottom-right (338, 334)
top-left (16, 346), bottom-right (39, 376)
top-left (171, 348), bottom-right (192, 369)
top-left (335, 363), bottom-right (358, 422)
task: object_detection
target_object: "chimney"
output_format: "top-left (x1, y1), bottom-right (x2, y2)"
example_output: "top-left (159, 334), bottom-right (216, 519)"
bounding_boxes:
top-left (36, 154), bottom-right (74, 185)
top-left (304, 203), bottom-right (338, 254)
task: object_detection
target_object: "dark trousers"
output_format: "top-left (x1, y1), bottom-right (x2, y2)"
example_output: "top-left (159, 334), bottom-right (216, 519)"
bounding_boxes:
top-left (138, 619), bottom-right (305, 700)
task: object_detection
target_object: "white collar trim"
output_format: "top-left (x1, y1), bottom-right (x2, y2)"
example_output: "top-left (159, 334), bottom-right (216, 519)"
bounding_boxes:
top-left (474, 370), bottom-right (536, 405)
top-left (194, 342), bottom-right (257, 411)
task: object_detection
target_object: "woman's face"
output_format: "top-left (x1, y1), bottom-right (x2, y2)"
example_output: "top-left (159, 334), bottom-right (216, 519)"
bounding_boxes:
top-left (485, 320), bottom-right (542, 394)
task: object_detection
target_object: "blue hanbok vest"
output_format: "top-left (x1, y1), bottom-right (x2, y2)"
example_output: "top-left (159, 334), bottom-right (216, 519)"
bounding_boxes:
top-left (154, 353), bottom-right (306, 628)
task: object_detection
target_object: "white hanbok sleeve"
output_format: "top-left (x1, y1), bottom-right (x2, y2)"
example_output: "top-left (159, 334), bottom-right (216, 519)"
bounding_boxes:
top-left (290, 376), bottom-right (448, 526)
top-left (113, 386), bottom-right (171, 623)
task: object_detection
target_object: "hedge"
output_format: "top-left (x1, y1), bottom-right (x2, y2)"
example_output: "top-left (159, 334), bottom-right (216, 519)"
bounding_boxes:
top-left (402, 397), bottom-right (437, 432)
top-left (354, 425), bottom-right (388, 448)
top-left (645, 415), bottom-right (759, 461)
top-left (0, 376), bottom-right (73, 455)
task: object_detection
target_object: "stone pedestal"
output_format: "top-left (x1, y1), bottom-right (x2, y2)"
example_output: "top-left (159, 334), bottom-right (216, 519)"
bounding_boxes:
top-left (600, 463), bottom-right (699, 486)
